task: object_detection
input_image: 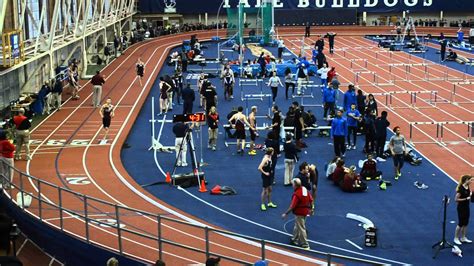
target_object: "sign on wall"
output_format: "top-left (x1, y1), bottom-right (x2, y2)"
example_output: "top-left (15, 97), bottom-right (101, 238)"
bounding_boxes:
top-left (139, 0), bottom-right (474, 14)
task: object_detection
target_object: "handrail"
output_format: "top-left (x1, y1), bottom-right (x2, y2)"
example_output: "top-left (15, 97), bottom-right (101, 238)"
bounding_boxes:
top-left (0, 160), bottom-right (387, 265)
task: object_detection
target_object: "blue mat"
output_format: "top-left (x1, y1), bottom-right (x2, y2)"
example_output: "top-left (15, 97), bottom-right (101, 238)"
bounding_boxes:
top-left (122, 41), bottom-right (473, 265)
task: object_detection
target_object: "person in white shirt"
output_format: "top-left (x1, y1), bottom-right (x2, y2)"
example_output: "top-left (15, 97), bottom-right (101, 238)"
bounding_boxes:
top-left (222, 66), bottom-right (235, 100)
top-left (267, 71), bottom-right (283, 103)
top-left (243, 60), bottom-right (253, 78)
top-left (317, 63), bottom-right (329, 86)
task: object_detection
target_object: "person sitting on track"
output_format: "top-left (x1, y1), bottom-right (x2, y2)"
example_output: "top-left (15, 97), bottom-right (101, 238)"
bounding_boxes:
top-left (341, 165), bottom-right (367, 193)
top-left (326, 156), bottom-right (340, 180)
top-left (360, 154), bottom-right (383, 181)
top-left (446, 49), bottom-right (458, 61)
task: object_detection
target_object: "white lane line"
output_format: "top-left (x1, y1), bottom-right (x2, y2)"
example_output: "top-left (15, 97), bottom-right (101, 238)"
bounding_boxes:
top-left (345, 239), bottom-right (364, 251)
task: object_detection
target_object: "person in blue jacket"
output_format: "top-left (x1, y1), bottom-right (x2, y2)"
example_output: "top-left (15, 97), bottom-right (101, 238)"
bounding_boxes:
top-left (323, 84), bottom-right (336, 119)
top-left (311, 49), bottom-right (318, 65)
top-left (331, 109), bottom-right (347, 157)
top-left (343, 84), bottom-right (357, 112)
top-left (346, 103), bottom-right (361, 150)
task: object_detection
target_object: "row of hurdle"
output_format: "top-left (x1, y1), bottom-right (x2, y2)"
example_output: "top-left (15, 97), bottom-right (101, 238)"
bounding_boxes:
top-left (371, 90), bottom-right (439, 109)
top-left (408, 121), bottom-right (474, 146)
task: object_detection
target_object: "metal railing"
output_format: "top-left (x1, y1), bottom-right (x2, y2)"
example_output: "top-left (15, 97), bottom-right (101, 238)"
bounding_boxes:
top-left (0, 162), bottom-right (387, 265)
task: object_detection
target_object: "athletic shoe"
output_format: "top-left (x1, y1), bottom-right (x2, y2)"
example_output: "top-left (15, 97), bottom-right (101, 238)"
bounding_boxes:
top-left (461, 237), bottom-right (472, 243)
top-left (376, 157), bottom-right (386, 162)
top-left (230, 96), bottom-right (234, 99)
top-left (207, 145), bottom-right (212, 149)
top-left (454, 238), bottom-right (462, 245)
top-left (352, 145), bottom-right (357, 150)
top-left (261, 204), bottom-right (267, 211)
top-left (290, 239), bottom-right (299, 246)
top-left (248, 150), bottom-right (257, 156)
top-left (394, 175), bottom-right (399, 180)
top-left (212, 146), bottom-right (216, 151)
top-left (375, 175), bottom-right (381, 180)
top-left (379, 181), bottom-right (387, 190)
top-left (267, 202), bottom-right (277, 208)
top-left (341, 153), bottom-right (346, 158)
top-left (301, 244), bottom-right (310, 250)
top-left (365, 177), bottom-right (372, 181)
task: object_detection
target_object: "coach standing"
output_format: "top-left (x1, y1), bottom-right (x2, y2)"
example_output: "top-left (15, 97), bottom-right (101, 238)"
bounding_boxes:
top-left (282, 178), bottom-right (313, 250)
top-left (91, 71), bottom-right (106, 107)
top-left (12, 108), bottom-right (31, 160)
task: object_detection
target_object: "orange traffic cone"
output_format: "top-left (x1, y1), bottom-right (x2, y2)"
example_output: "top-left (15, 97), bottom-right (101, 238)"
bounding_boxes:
top-left (199, 179), bottom-right (207, 193)
top-left (165, 172), bottom-right (171, 183)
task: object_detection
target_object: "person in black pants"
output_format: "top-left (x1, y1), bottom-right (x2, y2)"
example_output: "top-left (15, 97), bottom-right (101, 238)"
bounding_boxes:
top-left (374, 111), bottom-right (390, 160)
top-left (264, 131), bottom-right (280, 183)
top-left (181, 84), bottom-right (195, 114)
top-left (292, 102), bottom-right (306, 148)
top-left (305, 22), bottom-right (310, 37)
top-left (330, 109), bottom-right (347, 157)
top-left (440, 39), bottom-right (447, 62)
top-left (327, 32), bottom-right (336, 54)
top-left (453, 175), bottom-right (473, 245)
top-left (363, 109), bottom-right (376, 154)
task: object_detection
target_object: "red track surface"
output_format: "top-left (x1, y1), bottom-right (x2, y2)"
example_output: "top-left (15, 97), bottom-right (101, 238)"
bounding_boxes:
top-left (10, 27), bottom-right (472, 265)
top-left (11, 31), bottom-right (328, 265)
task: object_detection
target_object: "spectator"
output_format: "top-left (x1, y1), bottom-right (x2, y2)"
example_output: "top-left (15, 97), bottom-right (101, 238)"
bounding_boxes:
top-left (317, 63), bottom-right (329, 86)
top-left (51, 78), bottom-right (63, 110)
top-left (343, 84), bottom-right (357, 112)
top-left (326, 156), bottom-right (340, 180)
top-left (327, 67), bottom-right (336, 83)
top-left (323, 83), bottom-right (336, 119)
top-left (330, 109), bottom-right (347, 157)
top-left (332, 159), bottom-right (346, 185)
top-left (181, 84), bottom-right (195, 114)
top-left (91, 71), bottom-right (106, 107)
top-left (207, 106), bottom-right (219, 151)
top-left (206, 257), bottom-right (221, 266)
top-left (453, 175), bottom-right (473, 245)
top-left (364, 109), bottom-right (377, 154)
top-left (360, 154), bottom-right (382, 181)
top-left (12, 108), bottom-right (31, 160)
top-left (374, 111), bottom-right (390, 161)
top-left (0, 132), bottom-right (15, 188)
top-left (327, 32), bottom-right (337, 54)
top-left (365, 93), bottom-right (378, 117)
top-left (281, 177), bottom-right (313, 250)
top-left (346, 103), bottom-right (361, 150)
top-left (341, 166), bottom-right (367, 193)
top-left (283, 134), bottom-right (298, 186)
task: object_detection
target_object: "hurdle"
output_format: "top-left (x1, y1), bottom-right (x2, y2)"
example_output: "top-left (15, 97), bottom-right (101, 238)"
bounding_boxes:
top-left (409, 121), bottom-right (474, 146)
top-left (439, 121), bottom-right (474, 146)
top-left (243, 94), bottom-right (272, 118)
top-left (187, 58), bottom-right (222, 74)
top-left (239, 78), bottom-right (263, 101)
top-left (375, 50), bottom-right (393, 60)
top-left (354, 71), bottom-right (376, 84)
top-left (451, 81), bottom-right (474, 103)
top-left (292, 83), bottom-right (326, 107)
top-left (371, 90), bottom-right (438, 108)
top-left (408, 122), bottom-right (442, 146)
top-left (350, 59), bottom-right (368, 70)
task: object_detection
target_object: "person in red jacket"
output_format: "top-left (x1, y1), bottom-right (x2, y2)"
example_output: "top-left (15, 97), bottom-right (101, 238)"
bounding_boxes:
top-left (281, 178), bottom-right (313, 250)
top-left (341, 166), bottom-right (367, 193)
top-left (331, 159), bottom-right (346, 186)
top-left (12, 108), bottom-right (31, 160)
top-left (0, 132), bottom-right (15, 188)
top-left (327, 67), bottom-right (337, 83)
